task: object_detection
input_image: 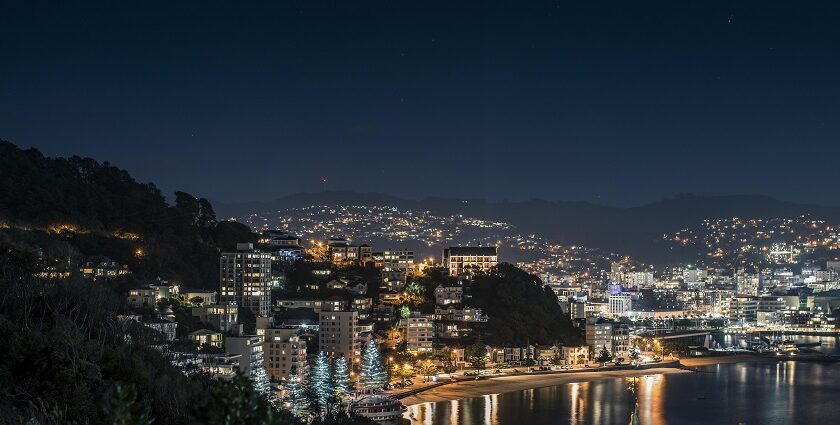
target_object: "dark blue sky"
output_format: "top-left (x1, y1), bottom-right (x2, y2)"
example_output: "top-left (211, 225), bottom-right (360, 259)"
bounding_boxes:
top-left (2, 1), bottom-right (839, 206)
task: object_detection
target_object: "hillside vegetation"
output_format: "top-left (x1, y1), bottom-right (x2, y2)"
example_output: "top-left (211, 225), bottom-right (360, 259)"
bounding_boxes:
top-left (0, 140), bottom-right (254, 290)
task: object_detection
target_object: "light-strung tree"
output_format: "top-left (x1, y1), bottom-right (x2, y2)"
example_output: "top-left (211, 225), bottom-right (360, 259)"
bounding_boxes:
top-left (418, 361), bottom-right (438, 382)
top-left (595, 347), bottom-right (613, 366)
top-left (332, 356), bottom-right (353, 398)
top-left (360, 340), bottom-right (388, 390)
top-left (390, 363), bottom-right (413, 384)
top-left (310, 351), bottom-right (333, 410)
top-left (283, 373), bottom-right (311, 418)
top-left (630, 346), bottom-right (641, 363)
top-left (466, 337), bottom-right (488, 371)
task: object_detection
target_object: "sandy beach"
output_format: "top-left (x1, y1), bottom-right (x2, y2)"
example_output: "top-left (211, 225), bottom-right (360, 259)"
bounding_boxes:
top-left (400, 354), bottom-right (774, 405)
top-left (679, 354), bottom-right (765, 367)
top-left (400, 367), bottom-right (689, 405)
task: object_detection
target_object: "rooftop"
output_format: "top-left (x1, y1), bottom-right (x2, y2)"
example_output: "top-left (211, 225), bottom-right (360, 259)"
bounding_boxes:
top-left (445, 246), bottom-right (498, 257)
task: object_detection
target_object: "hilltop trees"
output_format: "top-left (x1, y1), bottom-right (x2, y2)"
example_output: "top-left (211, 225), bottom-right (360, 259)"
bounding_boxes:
top-left (468, 264), bottom-right (580, 346)
top-left (0, 140), bottom-right (255, 290)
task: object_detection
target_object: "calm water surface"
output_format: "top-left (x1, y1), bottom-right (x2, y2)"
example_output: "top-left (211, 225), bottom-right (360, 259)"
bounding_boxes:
top-left (404, 361), bottom-right (840, 425)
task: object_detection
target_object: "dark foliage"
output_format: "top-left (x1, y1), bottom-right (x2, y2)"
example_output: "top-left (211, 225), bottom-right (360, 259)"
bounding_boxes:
top-left (0, 140), bottom-right (254, 290)
top-left (468, 263), bottom-right (581, 347)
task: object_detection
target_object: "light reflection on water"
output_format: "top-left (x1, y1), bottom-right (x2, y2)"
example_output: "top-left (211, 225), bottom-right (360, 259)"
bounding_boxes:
top-left (404, 362), bottom-right (840, 425)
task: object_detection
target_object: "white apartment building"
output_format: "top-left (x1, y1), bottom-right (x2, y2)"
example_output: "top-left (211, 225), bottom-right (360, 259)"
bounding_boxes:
top-left (226, 335), bottom-right (269, 393)
top-left (220, 243), bottom-right (272, 316)
top-left (403, 313), bottom-right (434, 353)
top-left (630, 272), bottom-right (655, 289)
top-left (608, 294), bottom-right (633, 318)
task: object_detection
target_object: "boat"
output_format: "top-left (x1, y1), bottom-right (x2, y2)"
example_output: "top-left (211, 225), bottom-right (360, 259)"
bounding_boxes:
top-left (349, 394), bottom-right (407, 423)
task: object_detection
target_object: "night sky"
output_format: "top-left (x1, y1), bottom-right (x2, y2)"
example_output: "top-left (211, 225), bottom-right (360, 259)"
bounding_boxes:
top-left (2, 1), bottom-right (839, 206)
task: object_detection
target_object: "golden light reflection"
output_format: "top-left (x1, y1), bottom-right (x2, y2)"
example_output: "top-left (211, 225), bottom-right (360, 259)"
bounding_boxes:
top-left (637, 374), bottom-right (666, 425)
top-left (569, 382), bottom-right (580, 425)
top-left (483, 394), bottom-right (492, 425)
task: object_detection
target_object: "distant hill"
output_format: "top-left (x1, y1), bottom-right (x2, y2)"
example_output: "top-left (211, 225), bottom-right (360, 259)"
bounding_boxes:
top-left (217, 191), bottom-right (840, 264)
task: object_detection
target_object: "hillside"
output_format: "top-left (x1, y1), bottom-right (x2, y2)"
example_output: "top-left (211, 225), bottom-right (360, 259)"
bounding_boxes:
top-left (0, 140), bottom-right (254, 290)
top-left (217, 191), bottom-right (840, 264)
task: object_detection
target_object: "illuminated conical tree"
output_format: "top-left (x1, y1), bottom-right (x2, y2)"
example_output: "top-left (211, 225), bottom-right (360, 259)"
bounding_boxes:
top-left (360, 340), bottom-right (387, 390)
top-left (310, 351), bottom-right (332, 410)
top-left (283, 373), bottom-right (310, 418)
top-left (332, 356), bottom-right (353, 398)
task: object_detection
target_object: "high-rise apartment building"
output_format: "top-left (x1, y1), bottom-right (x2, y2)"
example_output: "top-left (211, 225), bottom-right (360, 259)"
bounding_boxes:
top-left (220, 243), bottom-right (272, 316)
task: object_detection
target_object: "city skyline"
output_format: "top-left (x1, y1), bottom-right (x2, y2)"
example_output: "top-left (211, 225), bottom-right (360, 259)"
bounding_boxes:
top-left (3, 1), bottom-right (840, 206)
top-left (5, 2), bottom-right (840, 424)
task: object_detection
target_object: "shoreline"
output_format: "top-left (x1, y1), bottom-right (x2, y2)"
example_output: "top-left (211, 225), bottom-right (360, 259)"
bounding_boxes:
top-left (400, 367), bottom-right (688, 405)
top-left (400, 354), bottom-right (772, 406)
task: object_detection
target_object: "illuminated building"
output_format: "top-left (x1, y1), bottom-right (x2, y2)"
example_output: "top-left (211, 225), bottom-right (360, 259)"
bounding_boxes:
top-left (319, 310), bottom-right (360, 364)
top-left (220, 243), bottom-right (272, 316)
top-left (226, 335), bottom-right (269, 393)
top-left (402, 312), bottom-right (434, 353)
top-left (192, 304), bottom-right (239, 333)
top-left (263, 327), bottom-right (308, 382)
top-left (383, 249), bottom-right (414, 271)
top-left (443, 246), bottom-right (498, 276)
top-left (328, 238), bottom-right (372, 265)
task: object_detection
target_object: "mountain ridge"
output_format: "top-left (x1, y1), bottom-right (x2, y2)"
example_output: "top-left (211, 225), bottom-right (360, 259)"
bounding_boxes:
top-left (217, 191), bottom-right (840, 263)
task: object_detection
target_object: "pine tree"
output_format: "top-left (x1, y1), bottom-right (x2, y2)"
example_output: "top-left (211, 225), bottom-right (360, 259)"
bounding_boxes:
top-left (596, 347), bottom-right (613, 366)
top-left (283, 373), bottom-right (311, 418)
top-left (361, 340), bottom-right (387, 390)
top-left (332, 356), bottom-right (353, 398)
top-left (310, 351), bottom-right (332, 410)
top-left (466, 336), bottom-right (488, 371)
